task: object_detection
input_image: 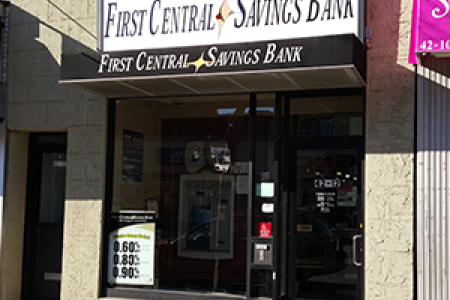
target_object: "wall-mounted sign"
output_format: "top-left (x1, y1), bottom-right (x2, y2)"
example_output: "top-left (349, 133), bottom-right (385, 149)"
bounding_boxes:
top-left (261, 202), bottom-right (274, 213)
top-left (99, 0), bottom-right (363, 52)
top-left (409, 0), bottom-right (450, 63)
top-left (257, 182), bottom-right (275, 198)
top-left (259, 222), bottom-right (272, 238)
top-left (61, 34), bottom-right (365, 83)
top-left (122, 130), bottom-right (143, 181)
top-left (97, 40), bottom-right (305, 76)
top-left (108, 211), bottom-right (156, 286)
top-left (183, 141), bottom-right (208, 173)
top-left (337, 186), bottom-right (357, 207)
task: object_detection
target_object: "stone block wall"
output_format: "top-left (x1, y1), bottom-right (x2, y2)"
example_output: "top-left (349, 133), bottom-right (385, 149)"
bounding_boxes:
top-left (2, 1), bottom-right (105, 300)
top-left (365, 0), bottom-right (415, 299)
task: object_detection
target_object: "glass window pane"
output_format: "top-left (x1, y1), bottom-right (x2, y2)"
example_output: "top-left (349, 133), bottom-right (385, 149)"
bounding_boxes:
top-left (290, 95), bottom-right (363, 137)
top-left (289, 94), bottom-right (363, 298)
top-left (39, 153), bottom-right (66, 224)
top-left (110, 94), bottom-right (249, 295)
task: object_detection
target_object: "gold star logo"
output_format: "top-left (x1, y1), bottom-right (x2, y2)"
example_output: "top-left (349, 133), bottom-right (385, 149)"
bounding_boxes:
top-left (187, 52), bottom-right (212, 73)
top-left (216, 0), bottom-right (233, 36)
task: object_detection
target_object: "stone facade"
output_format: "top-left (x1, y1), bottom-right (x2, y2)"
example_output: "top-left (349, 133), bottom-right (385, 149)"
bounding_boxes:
top-left (2, 1), bottom-right (105, 300)
top-left (365, 0), bottom-right (415, 299)
top-left (1, 1), bottom-right (417, 300)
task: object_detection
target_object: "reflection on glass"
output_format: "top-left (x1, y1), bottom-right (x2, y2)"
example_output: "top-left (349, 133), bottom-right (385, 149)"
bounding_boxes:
top-left (290, 95), bottom-right (363, 137)
top-left (295, 148), bottom-right (360, 299)
top-left (178, 174), bottom-right (233, 258)
top-left (290, 95), bottom-right (363, 300)
top-left (112, 95), bottom-right (250, 295)
top-left (39, 153), bottom-right (66, 224)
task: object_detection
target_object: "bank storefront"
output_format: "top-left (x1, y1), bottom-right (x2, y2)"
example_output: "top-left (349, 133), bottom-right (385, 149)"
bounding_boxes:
top-left (61, 0), bottom-right (366, 299)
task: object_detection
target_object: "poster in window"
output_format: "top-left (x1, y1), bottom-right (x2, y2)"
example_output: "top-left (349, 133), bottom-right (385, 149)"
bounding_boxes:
top-left (122, 130), bottom-right (143, 181)
top-left (337, 186), bottom-right (357, 207)
top-left (108, 211), bottom-right (156, 286)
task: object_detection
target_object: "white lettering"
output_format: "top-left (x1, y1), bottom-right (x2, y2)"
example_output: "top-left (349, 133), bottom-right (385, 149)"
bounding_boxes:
top-left (274, 47), bottom-right (285, 63)
top-left (292, 46), bottom-right (303, 61)
top-left (167, 54), bottom-right (178, 69)
top-left (244, 50), bottom-right (253, 64)
top-left (146, 55), bottom-right (155, 70)
top-left (206, 46), bottom-right (218, 67)
top-left (253, 49), bottom-right (261, 64)
top-left (98, 54), bottom-right (110, 73)
top-left (98, 54), bottom-right (134, 73)
top-left (432, 0), bottom-right (450, 18)
top-left (136, 51), bottom-right (147, 71)
top-left (263, 43), bottom-right (277, 63)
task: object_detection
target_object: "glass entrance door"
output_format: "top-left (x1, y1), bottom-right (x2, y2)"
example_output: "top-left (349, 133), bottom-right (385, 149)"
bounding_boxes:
top-left (290, 137), bottom-right (363, 299)
top-left (281, 94), bottom-right (364, 300)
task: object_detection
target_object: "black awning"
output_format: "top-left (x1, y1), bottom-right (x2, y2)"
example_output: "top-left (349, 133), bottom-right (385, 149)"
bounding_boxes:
top-left (60, 34), bottom-right (366, 98)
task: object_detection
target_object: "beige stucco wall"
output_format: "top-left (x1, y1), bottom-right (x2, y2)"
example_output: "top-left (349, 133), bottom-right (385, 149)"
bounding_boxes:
top-left (2, 1), bottom-right (106, 300)
top-left (365, 0), bottom-right (415, 299)
top-left (1, 132), bottom-right (28, 300)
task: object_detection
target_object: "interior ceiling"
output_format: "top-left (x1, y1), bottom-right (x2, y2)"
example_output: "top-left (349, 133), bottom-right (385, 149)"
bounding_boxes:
top-left (121, 91), bottom-right (362, 118)
top-left (63, 66), bottom-right (365, 99)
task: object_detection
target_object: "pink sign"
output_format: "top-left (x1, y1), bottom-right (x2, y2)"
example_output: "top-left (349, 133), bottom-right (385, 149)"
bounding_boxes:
top-left (409, 0), bottom-right (450, 64)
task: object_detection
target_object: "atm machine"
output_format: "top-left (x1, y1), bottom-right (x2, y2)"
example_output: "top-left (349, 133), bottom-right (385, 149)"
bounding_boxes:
top-left (178, 173), bottom-right (234, 260)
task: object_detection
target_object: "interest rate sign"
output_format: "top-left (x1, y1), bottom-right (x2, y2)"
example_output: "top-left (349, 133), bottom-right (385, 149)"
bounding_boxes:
top-left (108, 211), bottom-right (156, 286)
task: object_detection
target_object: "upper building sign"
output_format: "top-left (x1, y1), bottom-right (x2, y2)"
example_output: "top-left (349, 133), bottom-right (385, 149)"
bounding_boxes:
top-left (98, 0), bottom-right (364, 52)
top-left (409, 0), bottom-right (450, 63)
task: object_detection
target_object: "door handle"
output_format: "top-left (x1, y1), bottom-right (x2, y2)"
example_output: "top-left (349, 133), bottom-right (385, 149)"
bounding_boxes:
top-left (352, 234), bottom-right (362, 267)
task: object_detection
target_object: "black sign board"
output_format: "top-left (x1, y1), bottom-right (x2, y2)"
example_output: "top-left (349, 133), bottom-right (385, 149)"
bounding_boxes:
top-left (61, 34), bottom-right (365, 81)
